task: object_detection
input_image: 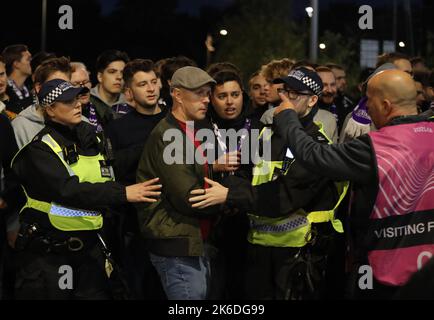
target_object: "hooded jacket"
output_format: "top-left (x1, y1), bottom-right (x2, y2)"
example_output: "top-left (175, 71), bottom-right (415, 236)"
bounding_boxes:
top-left (11, 104), bottom-right (45, 149)
top-left (90, 86), bottom-right (130, 128)
top-left (12, 104), bottom-right (91, 149)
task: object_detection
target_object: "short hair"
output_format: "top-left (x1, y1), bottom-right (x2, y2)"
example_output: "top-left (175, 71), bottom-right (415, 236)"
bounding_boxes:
top-left (376, 52), bottom-right (409, 68)
top-left (212, 70), bottom-right (243, 92)
top-left (2, 44), bottom-right (29, 75)
top-left (123, 59), bottom-right (155, 87)
top-left (160, 56), bottom-right (197, 89)
top-left (410, 56), bottom-right (425, 67)
top-left (0, 55), bottom-right (4, 65)
top-left (413, 71), bottom-right (430, 87)
top-left (31, 51), bottom-right (56, 74)
top-left (207, 62), bottom-right (241, 78)
top-left (70, 62), bottom-right (89, 73)
top-left (95, 49), bottom-right (130, 74)
top-left (260, 58), bottom-right (294, 82)
top-left (34, 56), bottom-right (72, 85)
top-left (325, 63), bottom-right (344, 71)
top-left (248, 71), bottom-right (261, 88)
top-left (154, 58), bottom-right (169, 78)
top-left (292, 60), bottom-right (318, 71)
top-left (315, 66), bottom-right (334, 74)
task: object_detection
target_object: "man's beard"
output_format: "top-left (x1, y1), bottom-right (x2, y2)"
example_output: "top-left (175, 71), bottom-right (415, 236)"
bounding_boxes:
top-left (321, 94), bottom-right (335, 105)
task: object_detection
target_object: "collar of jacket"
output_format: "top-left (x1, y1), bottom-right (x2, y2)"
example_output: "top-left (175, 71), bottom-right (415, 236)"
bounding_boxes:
top-left (44, 120), bottom-right (78, 142)
top-left (387, 114), bottom-right (428, 126)
top-left (43, 121), bottom-right (99, 153)
top-left (90, 85), bottom-right (126, 107)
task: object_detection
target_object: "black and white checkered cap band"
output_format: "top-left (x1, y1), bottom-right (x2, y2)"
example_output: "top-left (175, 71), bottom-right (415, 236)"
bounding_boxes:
top-left (41, 82), bottom-right (74, 106)
top-left (301, 76), bottom-right (322, 96)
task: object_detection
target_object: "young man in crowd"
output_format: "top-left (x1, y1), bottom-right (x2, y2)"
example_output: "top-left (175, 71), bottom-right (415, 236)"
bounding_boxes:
top-left (2, 45), bottom-right (33, 116)
top-left (326, 63), bottom-right (355, 122)
top-left (106, 59), bottom-right (166, 299)
top-left (90, 49), bottom-right (131, 127)
top-left (247, 71), bottom-right (269, 121)
top-left (260, 62), bottom-right (338, 143)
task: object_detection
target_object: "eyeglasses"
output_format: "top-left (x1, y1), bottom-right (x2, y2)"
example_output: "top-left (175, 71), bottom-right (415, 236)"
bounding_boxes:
top-left (72, 80), bottom-right (91, 88)
top-left (277, 88), bottom-right (312, 100)
top-left (59, 97), bottom-right (80, 107)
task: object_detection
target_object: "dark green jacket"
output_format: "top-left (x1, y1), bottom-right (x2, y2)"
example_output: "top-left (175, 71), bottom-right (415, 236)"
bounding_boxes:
top-left (136, 112), bottom-right (219, 257)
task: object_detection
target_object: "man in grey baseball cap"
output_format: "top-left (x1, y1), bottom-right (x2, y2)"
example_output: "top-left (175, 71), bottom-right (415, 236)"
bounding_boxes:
top-left (136, 65), bottom-right (220, 300)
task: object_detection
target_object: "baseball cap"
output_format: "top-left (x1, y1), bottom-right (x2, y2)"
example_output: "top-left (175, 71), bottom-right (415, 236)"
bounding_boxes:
top-left (273, 67), bottom-right (323, 96)
top-left (171, 66), bottom-right (216, 90)
top-left (38, 79), bottom-right (89, 107)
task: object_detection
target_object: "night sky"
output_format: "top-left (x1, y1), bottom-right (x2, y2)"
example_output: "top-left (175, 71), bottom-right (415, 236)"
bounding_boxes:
top-left (99, 0), bottom-right (236, 16)
top-left (98, 0), bottom-right (421, 17)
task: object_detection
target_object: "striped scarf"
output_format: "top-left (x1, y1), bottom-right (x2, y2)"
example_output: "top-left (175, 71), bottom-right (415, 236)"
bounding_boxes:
top-left (7, 79), bottom-right (30, 100)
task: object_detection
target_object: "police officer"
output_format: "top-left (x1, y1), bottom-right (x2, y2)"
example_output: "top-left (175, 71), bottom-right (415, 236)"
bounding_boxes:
top-left (190, 68), bottom-right (349, 300)
top-left (273, 69), bottom-right (434, 299)
top-left (11, 79), bottom-right (162, 300)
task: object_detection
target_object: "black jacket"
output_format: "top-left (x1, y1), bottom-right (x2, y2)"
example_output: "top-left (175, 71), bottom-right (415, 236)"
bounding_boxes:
top-left (0, 114), bottom-right (25, 217)
top-left (207, 99), bottom-right (262, 184)
top-left (12, 121), bottom-right (127, 233)
top-left (273, 110), bottom-right (430, 263)
top-left (106, 109), bottom-right (166, 186)
top-left (5, 85), bottom-right (33, 115)
top-left (224, 108), bottom-right (339, 218)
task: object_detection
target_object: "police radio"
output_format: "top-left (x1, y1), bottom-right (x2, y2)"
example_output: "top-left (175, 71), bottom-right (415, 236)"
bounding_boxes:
top-left (97, 132), bottom-right (115, 180)
top-left (62, 144), bottom-right (79, 165)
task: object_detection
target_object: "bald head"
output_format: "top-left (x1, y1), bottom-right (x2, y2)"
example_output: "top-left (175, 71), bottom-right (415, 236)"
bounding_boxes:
top-left (368, 70), bottom-right (417, 108)
top-left (366, 70), bottom-right (418, 128)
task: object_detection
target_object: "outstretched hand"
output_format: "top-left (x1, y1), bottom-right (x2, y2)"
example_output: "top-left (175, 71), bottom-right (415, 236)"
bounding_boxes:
top-left (274, 92), bottom-right (297, 116)
top-left (126, 178), bottom-right (162, 203)
top-left (189, 177), bottom-right (228, 209)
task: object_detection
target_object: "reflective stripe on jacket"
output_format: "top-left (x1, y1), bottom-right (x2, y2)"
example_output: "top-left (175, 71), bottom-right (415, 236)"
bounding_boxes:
top-left (248, 123), bottom-right (349, 247)
top-left (14, 133), bottom-right (113, 231)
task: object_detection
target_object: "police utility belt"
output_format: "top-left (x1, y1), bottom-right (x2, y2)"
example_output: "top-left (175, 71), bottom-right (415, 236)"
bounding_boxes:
top-left (15, 222), bottom-right (95, 254)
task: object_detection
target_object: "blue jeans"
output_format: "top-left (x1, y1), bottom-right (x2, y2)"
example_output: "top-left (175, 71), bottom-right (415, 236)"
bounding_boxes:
top-left (149, 252), bottom-right (210, 300)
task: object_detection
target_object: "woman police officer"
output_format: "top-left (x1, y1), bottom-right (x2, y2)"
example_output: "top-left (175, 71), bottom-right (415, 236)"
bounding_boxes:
top-left (11, 79), bottom-right (162, 299)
